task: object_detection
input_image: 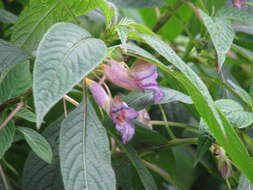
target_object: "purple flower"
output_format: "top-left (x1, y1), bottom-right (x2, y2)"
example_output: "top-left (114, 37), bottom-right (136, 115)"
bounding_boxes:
top-left (131, 60), bottom-right (164, 102)
top-left (232, 0), bottom-right (246, 8)
top-left (104, 60), bottom-right (164, 102)
top-left (87, 79), bottom-right (138, 143)
top-left (110, 96), bottom-right (138, 143)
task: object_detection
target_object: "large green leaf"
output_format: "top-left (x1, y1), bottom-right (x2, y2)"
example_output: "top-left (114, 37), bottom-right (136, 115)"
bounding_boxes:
top-left (140, 34), bottom-right (253, 183)
top-left (0, 40), bottom-right (31, 72)
top-left (199, 9), bottom-right (235, 69)
top-left (122, 87), bottom-right (193, 110)
top-left (33, 23), bottom-right (107, 128)
top-left (11, 0), bottom-right (100, 52)
top-left (108, 0), bottom-right (165, 8)
top-left (215, 99), bottom-right (253, 128)
top-left (59, 102), bottom-right (115, 190)
top-left (18, 127), bottom-right (53, 163)
top-left (0, 61), bottom-right (32, 104)
top-left (0, 9), bottom-right (18, 24)
top-left (0, 121), bottom-right (15, 159)
top-left (22, 117), bottom-right (64, 190)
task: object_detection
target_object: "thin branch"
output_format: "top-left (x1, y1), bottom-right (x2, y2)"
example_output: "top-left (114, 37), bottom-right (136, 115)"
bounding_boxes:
top-left (0, 88), bottom-right (32, 113)
top-left (150, 120), bottom-right (199, 133)
top-left (141, 159), bottom-right (179, 188)
top-left (63, 99), bottom-right (68, 117)
top-left (158, 105), bottom-right (176, 139)
top-left (63, 95), bottom-right (79, 106)
top-left (0, 102), bottom-right (24, 130)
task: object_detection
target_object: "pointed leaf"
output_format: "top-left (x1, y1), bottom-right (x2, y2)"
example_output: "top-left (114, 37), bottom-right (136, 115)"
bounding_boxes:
top-left (33, 22), bottom-right (107, 128)
top-left (18, 127), bottom-right (53, 163)
top-left (59, 101), bottom-right (115, 190)
top-left (199, 9), bottom-right (235, 69)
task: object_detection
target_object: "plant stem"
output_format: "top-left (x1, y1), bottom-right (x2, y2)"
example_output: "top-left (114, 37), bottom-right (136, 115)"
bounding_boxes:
top-left (0, 102), bottom-right (24, 130)
top-left (112, 138), bottom-right (198, 158)
top-left (152, 2), bottom-right (182, 32)
top-left (158, 105), bottom-right (176, 139)
top-left (226, 179), bottom-right (232, 190)
top-left (63, 95), bottom-right (79, 106)
top-left (141, 159), bottom-right (179, 188)
top-left (150, 120), bottom-right (199, 133)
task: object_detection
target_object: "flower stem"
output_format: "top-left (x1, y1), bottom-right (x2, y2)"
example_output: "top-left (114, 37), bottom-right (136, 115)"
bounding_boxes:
top-left (150, 120), bottom-right (199, 133)
top-left (158, 105), bottom-right (176, 139)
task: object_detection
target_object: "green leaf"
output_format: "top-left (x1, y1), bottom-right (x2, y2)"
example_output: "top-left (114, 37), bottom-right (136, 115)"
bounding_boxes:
top-left (140, 34), bottom-right (253, 183)
top-left (16, 108), bottom-right (36, 123)
top-left (22, 117), bottom-right (64, 190)
top-left (194, 133), bottom-right (213, 166)
top-left (59, 101), bottom-right (115, 190)
top-left (238, 175), bottom-right (253, 190)
top-left (122, 87), bottom-right (193, 110)
top-left (0, 121), bottom-right (15, 159)
top-left (11, 0), bottom-right (100, 52)
top-left (199, 9), bottom-right (235, 69)
top-left (217, 7), bottom-right (253, 26)
top-left (33, 22), bottom-right (107, 128)
top-left (18, 127), bottom-right (53, 163)
top-left (0, 9), bottom-right (18, 24)
top-left (215, 99), bottom-right (253, 128)
top-left (0, 40), bottom-right (31, 72)
top-left (228, 80), bottom-right (253, 108)
top-left (108, 0), bottom-right (165, 8)
top-left (0, 62), bottom-right (32, 104)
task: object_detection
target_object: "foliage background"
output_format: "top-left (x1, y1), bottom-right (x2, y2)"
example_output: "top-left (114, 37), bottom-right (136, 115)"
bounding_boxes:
top-left (0, 0), bottom-right (253, 189)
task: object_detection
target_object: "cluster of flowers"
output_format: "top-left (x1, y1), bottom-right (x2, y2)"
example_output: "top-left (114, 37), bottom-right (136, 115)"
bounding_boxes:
top-left (86, 60), bottom-right (164, 143)
top-left (232, 0), bottom-right (246, 8)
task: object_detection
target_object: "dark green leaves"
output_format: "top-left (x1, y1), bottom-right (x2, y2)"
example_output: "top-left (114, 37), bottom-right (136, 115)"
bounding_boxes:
top-left (0, 40), bottom-right (31, 72)
top-left (33, 23), bottom-right (107, 128)
top-left (59, 102), bottom-right (115, 190)
top-left (18, 127), bottom-right (53, 163)
top-left (140, 34), bottom-right (253, 183)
